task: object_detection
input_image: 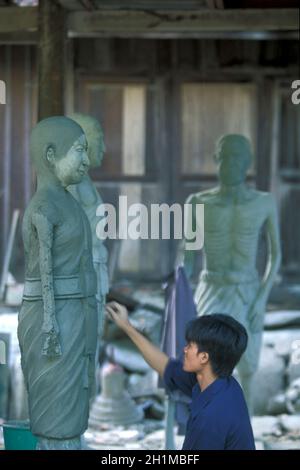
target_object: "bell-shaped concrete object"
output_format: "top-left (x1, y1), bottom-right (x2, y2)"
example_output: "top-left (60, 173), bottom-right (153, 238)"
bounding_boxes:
top-left (89, 363), bottom-right (144, 427)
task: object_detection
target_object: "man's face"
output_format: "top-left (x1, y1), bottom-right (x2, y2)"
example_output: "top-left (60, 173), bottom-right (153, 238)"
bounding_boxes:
top-left (183, 342), bottom-right (205, 373)
top-left (217, 153), bottom-right (248, 186)
top-left (54, 134), bottom-right (90, 187)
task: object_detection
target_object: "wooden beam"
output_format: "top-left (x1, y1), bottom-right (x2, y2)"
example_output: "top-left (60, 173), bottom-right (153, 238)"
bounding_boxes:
top-left (38, 0), bottom-right (66, 119)
top-left (68, 9), bottom-right (299, 36)
top-left (0, 6), bottom-right (298, 39)
top-left (59, 1), bottom-right (210, 9)
top-left (0, 7), bottom-right (37, 33)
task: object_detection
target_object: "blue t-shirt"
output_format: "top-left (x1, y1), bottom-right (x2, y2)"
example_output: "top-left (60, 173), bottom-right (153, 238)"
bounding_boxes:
top-left (164, 359), bottom-right (255, 450)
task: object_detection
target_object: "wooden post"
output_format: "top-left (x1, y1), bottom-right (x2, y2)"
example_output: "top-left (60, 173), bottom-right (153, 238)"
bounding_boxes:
top-left (38, 0), bottom-right (65, 120)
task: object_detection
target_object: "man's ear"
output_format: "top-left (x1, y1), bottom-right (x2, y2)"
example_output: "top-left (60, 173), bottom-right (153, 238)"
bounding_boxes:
top-left (44, 144), bottom-right (56, 166)
top-left (199, 351), bottom-right (210, 365)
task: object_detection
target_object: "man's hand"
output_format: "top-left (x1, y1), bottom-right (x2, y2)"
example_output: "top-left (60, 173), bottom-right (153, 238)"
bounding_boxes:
top-left (105, 301), bottom-right (169, 377)
top-left (106, 301), bottom-right (130, 331)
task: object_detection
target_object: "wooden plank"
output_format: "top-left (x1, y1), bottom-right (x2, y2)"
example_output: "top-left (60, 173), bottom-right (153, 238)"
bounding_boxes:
top-left (11, 47), bottom-right (26, 213)
top-left (181, 83), bottom-right (256, 175)
top-left (65, 39), bottom-right (75, 114)
top-left (177, 39), bottom-right (197, 68)
top-left (68, 9), bottom-right (299, 36)
top-left (0, 7), bottom-right (37, 33)
top-left (0, 210), bottom-right (20, 301)
top-left (79, 82), bottom-right (123, 177)
top-left (0, 32), bottom-right (38, 44)
top-left (198, 39), bottom-right (218, 69)
top-left (122, 85), bottom-right (146, 175)
top-left (256, 77), bottom-right (275, 191)
top-left (23, 46), bottom-right (34, 206)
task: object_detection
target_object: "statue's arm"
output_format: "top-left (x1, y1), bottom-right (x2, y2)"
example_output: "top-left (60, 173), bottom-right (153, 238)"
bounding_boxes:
top-left (259, 195), bottom-right (281, 300)
top-left (183, 194), bottom-right (198, 278)
top-left (32, 211), bottom-right (62, 357)
top-left (249, 195), bottom-right (281, 331)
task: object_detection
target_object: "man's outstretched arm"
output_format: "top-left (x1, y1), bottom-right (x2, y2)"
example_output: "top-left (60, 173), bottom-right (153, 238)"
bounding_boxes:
top-left (106, 301), bottom-right (169, 377)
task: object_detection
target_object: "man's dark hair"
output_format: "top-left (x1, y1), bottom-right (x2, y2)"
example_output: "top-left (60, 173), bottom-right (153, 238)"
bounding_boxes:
top-left (185, 314), bottom-right (248, 377)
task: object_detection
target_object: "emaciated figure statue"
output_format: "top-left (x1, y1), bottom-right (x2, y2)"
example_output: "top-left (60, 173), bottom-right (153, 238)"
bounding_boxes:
top-left (18, 117), bottom-right (98, 449)
top-left (67, 114), bottom-right (109, 341)
top-left (184, 134), bottom-right (281, 412)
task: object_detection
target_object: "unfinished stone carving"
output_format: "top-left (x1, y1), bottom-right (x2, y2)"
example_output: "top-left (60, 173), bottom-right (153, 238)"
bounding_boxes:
top-left (184, 134), bottom-right (281, 412)
top-left (18, 116), bottom-right (98, 449)
top-left (67, 114), bottom-right (109, 341)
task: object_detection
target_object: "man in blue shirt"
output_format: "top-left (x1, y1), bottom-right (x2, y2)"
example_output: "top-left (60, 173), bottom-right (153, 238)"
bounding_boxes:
top-left (106, 302), bottom-right (255, 450)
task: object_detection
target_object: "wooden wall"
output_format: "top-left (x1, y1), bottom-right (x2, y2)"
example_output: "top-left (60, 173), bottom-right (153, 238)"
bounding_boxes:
top-left (73, 37), bottom-right (299, 280)
top-left (0, 38), bottom-right (299, 281)
top-left (0, 45), bottom-right (37, 281)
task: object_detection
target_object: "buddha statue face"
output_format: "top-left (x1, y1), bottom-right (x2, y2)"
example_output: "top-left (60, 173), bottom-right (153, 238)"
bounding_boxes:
top-left (215, 135), bottom-right (252, 186)
top-left (30, 116), bottom-right (89, 187)
top-left (46, 133), bottom-right (90, 187)
top-left (68, 114), bottom-right (106, 169)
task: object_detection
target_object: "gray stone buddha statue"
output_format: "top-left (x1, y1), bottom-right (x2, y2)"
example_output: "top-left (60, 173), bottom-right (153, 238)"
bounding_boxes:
top-left (67, 114), bottom-right (109, 342)
top-left (184, 134), bottom-right (281, 412)
top-left (18, 116), bottom-right (98, 449)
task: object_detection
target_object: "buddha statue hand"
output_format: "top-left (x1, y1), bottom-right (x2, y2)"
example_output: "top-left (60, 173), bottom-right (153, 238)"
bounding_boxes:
top-left (42, 326), bottom-right (62, 357)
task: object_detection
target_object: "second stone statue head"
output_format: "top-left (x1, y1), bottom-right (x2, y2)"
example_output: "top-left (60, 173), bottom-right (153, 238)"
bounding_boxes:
top-left (30, 116), bottom-right (90, 187)
top-left (214, 134), bottom-right (253, 186)
top-left (68, 113), bottom-right (106, 168)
